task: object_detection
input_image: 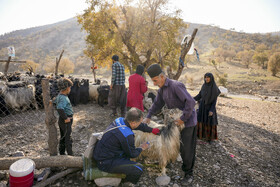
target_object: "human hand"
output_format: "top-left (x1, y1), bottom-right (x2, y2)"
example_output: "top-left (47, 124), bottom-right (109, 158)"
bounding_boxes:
top-left (140, 142), bottom-right (150, 151)
top-left (65, 118), bottom-right (71, 123)
top-left (152, 128), bottom-right (160, 135)
top-left (209, 111), bottom-right (213, 116)
top-left (143, 118), bottom-right (151, 124)
top-left (175, 118), bottom-right (184, 126)
top-left (110, 84), bottom-right (113, 90)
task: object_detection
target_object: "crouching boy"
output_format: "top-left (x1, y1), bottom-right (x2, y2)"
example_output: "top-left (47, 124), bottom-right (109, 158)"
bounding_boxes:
top-left (93, 107), bottom-right (160, 185)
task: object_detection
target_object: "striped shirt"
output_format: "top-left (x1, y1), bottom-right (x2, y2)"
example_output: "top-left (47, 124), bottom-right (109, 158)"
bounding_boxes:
top-left (111, 61), bottom-right (125, 85)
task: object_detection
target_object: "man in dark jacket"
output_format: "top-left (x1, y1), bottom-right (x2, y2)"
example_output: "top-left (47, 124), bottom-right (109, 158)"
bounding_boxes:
top-left (143, 64), bottom-right (197, 185)
top-left (93, 107), bottom-right (160, 185)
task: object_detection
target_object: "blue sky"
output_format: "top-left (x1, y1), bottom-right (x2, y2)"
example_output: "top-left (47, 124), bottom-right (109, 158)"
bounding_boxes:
top-left (0, 0), bottom-right (279, 35)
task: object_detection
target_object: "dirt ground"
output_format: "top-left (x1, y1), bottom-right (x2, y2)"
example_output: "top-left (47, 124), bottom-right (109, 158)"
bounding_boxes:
top-left (0, 90), bottom-right (279, 187)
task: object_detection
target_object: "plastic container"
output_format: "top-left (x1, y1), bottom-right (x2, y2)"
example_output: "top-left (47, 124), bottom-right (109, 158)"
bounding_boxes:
top-left (9, 158), bottom-right (35, 187)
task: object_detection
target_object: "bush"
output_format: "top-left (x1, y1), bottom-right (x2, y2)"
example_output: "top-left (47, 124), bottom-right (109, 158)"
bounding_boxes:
top-left (268, 53), bottom-right (280, 76)
top-left (216, 73), bottom-right (228, 87)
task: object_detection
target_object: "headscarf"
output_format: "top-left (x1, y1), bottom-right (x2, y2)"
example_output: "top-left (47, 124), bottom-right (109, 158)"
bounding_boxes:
top-left (200, 73), bottom-right (220, 105)
top-left (136, 65), bottom-right (144, 75)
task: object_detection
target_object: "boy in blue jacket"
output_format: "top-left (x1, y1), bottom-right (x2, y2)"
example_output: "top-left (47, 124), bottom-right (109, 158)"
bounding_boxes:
top-left (93, 107), bottom-right (160, 184)
top-left (55, 78), bottom-right (74, 155)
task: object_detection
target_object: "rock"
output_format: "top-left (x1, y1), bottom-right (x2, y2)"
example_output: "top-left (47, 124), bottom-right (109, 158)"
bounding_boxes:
top-left (12, 151), bottom-right (25, 157)
top-left (94, 177), bottom-right (122, 187)
top-left (0, 183), bottom-right (7, 187)
top-left (156, 175), bottom-right (170, 186)
top-left (173, 184), bottom-right (179, 187)
top-left (176, 155), bottom-right (182, 162)
top-left (213, 164), bottom-right (220, 170)
top-left (80, 139), bottom-right (88, 144)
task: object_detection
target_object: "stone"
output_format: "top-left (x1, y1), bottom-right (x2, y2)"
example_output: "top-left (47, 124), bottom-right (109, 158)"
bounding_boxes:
top-left (94, 177), bottom-right (122, 187)
top-left (213, 164), bottom-right (220, 170)
top-left (176, 155), bottom-right (182, 162)
top-left (12, 151), bottom-right (25, 157)
top-left (173, 184), bottom-right (180, 187)
top-left (0, 183), bottom-right (7, 187)
top-left (156, 175), bottom-right (171, 186)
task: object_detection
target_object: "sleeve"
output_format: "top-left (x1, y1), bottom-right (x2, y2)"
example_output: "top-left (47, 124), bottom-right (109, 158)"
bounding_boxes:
top-left (147, 90), bottom-right (165, 119)
top-left (57, 109), bottom-right (68, 120)
top-left (174, 83), bottom-right (196, 122)
top-left (210, 98), bottom-right (217, 112)
top-left (56, 97), bottom-right (68, 120)
top-left (134, 123), bottom-right (153, 132)
top-left (140, 78), bottom-right (148, 94)
top-left (111, 64), bottom-right (116, 85)
top-left (120, 135), bottom-right (142, 158)
top-left (193, 91), bottom-right (202, 101)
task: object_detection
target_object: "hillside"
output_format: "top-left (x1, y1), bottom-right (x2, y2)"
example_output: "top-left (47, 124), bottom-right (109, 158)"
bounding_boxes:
top-left (0, 17), bottom-right (280, 75)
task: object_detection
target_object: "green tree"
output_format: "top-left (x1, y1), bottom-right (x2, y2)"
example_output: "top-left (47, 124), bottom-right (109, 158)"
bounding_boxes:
top-left (237, 50), bottom-right (254, 68)
top-left (77, 0), bottom-right (187, 72)
top-left (253, 52), bottom-right (268, 69)
top-left (268, 53), bottom-right (280, 76)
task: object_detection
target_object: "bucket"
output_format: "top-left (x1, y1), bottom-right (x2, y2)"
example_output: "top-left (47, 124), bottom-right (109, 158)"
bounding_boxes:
top-left (9, 158), bottom-right (35, 187)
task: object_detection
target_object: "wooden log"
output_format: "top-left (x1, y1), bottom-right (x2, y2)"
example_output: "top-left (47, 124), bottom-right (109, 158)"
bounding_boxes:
top-left (41, 79), bottom-right (58, 156)
top-left (0, 156), bottom-right (83, 170)
top-left (33, 168), bottom-right (80, 187)
top-left (0, 60), bottom-right (26, 63)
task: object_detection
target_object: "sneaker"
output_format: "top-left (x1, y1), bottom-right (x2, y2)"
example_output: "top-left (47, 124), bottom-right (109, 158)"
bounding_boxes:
top-left (181, 174), bottom-right (193, 186)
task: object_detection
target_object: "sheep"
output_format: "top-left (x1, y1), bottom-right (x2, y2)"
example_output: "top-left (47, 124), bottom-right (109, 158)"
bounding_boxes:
top-left (89, 80), bottom-right (109, 102)
top-left (134, 108), bottom-right (184, 176)
top-left (89, 84), bottom-right (99, 102)
top-left (0, 81), bottom-right (38, 112)
top-left (79, 79), bottom-right (89, 104)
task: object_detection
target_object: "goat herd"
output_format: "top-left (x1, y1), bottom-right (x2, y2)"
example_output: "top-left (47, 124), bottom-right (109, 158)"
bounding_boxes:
top-left (0, 71), bottom-right (110, 117)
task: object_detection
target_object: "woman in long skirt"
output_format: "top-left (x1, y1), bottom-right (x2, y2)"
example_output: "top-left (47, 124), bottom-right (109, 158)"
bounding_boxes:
top-left (194, 73), bottom-right (220, 144)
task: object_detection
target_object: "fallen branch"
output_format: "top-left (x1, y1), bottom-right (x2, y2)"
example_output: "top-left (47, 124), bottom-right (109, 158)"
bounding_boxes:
top-left (0, 156), bottom-right (82, 170)
top-left (33, 168), bottom-right (80, 187)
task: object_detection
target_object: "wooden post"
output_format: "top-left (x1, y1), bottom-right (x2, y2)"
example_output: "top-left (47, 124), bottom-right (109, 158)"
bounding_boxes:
top-left (0, 59), bottom-right (26, 76)
top-left (4, 56), bottom-right (11, 76)
top-left (55, 50), bottom-right (64, 77)
top-left (170, 28), bottom-right (198, 80)
top-left (91, 57), bottom-right (97, 83)
top-left (42, 79), bottom-right (58, 156)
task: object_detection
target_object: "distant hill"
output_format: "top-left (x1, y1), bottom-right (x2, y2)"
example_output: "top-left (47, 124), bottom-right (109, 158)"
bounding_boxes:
top-left (0, 18), bottom-right (86, 64)
top-left (0, 17), bottom-right (279, 74)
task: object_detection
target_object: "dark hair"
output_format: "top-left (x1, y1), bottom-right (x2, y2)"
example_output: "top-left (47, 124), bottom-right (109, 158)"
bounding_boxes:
top-left (125, 107), bottom-right (143, 122)
top-left (57, 78), bottom-right (73, 91)
top-left (112, 55), bottom-right (119, 61)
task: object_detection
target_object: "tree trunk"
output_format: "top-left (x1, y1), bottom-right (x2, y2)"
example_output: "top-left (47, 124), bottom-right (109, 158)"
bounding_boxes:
top-left (55, 50), bottom-right (64, 76)
top-left (0, 156), bottom-right (82, 170)
top-left (42, 79), bottom-right (58, 156)
top-left (4, 56), bottom-right (11, 76)
top-left (91, 57), bottom-right (97, 83)
top-left (172, 28), bottom-right (198, 80)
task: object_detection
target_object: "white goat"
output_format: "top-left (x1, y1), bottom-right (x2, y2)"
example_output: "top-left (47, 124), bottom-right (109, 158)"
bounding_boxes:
top-left (134, 108), bottom-right (184, 175)
top-left (0, 81), bottom-right (38, 111)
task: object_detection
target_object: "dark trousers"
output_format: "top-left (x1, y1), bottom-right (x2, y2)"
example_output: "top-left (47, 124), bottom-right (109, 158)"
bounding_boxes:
top-left (58, 117), bottom-right (73, 155)
top-left (97, 158), bottom-right (144, 184)
top-left (108, 85), bottom-right (127, 116)
top-left (180, 125), bottom-right (197, 176)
